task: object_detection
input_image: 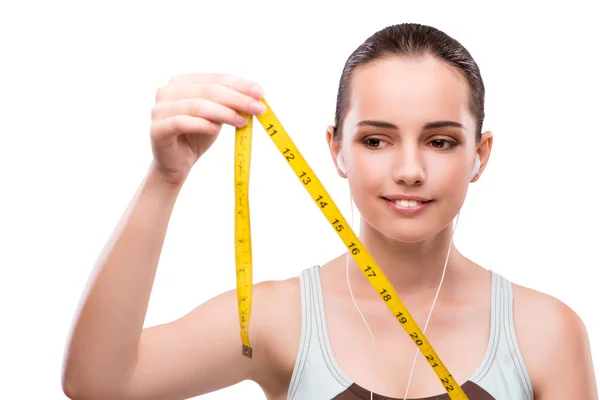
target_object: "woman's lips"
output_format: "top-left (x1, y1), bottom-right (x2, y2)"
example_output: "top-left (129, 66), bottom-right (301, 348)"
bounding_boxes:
top-left (382, 197), bottom-right (433, 215)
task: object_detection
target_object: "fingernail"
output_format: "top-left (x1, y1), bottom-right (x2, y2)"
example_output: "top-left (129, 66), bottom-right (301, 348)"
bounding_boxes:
top-left (249, 84), bottom-right (264, 99)
top-left (236, 114), bottom-right (248, 126)
top-left (251, 101), bottom-right (267, 115)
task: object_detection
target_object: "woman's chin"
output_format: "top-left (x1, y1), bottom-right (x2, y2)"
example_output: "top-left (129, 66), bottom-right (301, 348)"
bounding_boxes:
top-left (386, 230), bottom-right (435, 245)
top-left (367, 218), bottom-right (449, 245)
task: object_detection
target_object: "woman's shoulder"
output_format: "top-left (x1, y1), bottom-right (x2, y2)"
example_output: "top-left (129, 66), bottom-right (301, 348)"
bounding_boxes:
top-left (511, 279), bottom-right (588, 358)
top-left (509, 279), bottom-right (596, 397)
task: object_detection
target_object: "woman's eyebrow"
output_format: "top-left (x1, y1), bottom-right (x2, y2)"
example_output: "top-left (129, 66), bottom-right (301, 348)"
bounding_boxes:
top-left (356, 120), bottom-right (398, 129)
top-left (423, 120), bottom-right (466, 129)
top-left (356, 120), bottom-right (466, 130)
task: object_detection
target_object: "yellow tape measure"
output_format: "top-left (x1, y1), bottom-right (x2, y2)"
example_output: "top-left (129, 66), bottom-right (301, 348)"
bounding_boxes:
top-left (234, 98), bottom-right (468, 399)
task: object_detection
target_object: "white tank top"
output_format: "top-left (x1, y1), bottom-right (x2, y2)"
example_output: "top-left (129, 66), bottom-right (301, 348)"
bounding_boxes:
top-left (287, 266), bottom-right (534, 400)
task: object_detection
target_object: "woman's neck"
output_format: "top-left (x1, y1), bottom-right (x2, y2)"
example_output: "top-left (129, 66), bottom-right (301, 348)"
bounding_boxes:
top-left (344, 218), bottom-right (466, 298)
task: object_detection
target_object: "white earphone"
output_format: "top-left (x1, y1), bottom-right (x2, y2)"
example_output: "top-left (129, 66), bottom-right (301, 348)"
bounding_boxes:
top-left (471, 153), bottom-right (481, 180)
top-left (337, 152), bottom-right (347, 175)
top-left (337, 153), bottom-right (481, 180)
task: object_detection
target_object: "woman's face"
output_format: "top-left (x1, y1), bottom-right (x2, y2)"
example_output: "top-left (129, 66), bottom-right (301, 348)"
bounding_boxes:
top-left (329, 55), bottom-right (492, 243)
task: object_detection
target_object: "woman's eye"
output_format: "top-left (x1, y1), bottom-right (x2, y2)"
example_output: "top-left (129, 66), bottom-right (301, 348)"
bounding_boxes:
top-left (363, 138), bottom-right (384, 148)
top-left (431, 139), bottom-right (457, 150)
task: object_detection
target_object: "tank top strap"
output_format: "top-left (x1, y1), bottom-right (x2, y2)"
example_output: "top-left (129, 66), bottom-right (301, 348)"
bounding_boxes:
top-left (287, 267), bottom-right (314, 399)
top-left (471, 271), bottom-right (534, 399)
top-left (496, 272), bottom-right (534, 399)
top-left (288, 266), bottom-right (352, 400)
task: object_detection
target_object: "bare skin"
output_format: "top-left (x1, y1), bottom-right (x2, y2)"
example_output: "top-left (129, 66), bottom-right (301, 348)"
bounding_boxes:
top-left (62, 60), bottom-right (597, 400)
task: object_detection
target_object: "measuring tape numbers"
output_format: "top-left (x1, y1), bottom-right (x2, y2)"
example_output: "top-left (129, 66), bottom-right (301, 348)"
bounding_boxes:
top-left (233, 98), bottom-right (468, 399)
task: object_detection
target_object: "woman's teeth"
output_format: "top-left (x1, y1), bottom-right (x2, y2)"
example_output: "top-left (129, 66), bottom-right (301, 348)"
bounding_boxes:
top-left (394, 199), bottom-right (423, 208)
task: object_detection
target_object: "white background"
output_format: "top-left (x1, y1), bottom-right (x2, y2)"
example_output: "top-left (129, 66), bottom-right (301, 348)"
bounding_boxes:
top-left (1, 1), bottom-right (599, 399)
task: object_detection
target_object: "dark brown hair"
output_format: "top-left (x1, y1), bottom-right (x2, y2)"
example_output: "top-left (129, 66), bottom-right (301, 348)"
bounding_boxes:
top-left (333, 23), bottom-right (485, 142)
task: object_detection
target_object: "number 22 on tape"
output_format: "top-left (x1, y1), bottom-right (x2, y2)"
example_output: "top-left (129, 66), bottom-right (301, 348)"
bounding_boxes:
top-left (233, 98), bottom-right (468, 399)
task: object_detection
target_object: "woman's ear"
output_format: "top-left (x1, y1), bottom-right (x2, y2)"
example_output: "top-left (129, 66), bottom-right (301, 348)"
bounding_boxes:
top-left (473, 130), bottom-right (493, 182)
top-left (326, 125), bottom-right (346, 178)
top-left (326, 125), bottom-right (335, 148)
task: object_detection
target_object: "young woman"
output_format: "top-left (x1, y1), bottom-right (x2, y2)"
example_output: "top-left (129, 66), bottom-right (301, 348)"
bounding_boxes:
top-left (61, 23), bottom-right (597, 400)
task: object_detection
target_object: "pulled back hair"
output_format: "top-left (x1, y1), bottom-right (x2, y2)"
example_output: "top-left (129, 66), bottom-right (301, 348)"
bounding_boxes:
top-left (333, 23), bottom-right (485, 142)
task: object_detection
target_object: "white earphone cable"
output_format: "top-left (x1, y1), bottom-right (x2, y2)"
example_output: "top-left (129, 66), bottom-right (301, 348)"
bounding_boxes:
top-left (401, 211), bottom-right (460, 400)
top-left (346, 192), bottom-right (377, 400)
top-left (345, 191), bottom-right (460, 400)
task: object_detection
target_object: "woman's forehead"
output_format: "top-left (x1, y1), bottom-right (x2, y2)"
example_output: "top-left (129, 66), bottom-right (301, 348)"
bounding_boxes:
top-left (345, 56), bottom-right (475, 133)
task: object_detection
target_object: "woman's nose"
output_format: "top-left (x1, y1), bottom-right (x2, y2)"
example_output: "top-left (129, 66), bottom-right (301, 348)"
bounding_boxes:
top-left (392, 150), bottom-right (425, 186)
